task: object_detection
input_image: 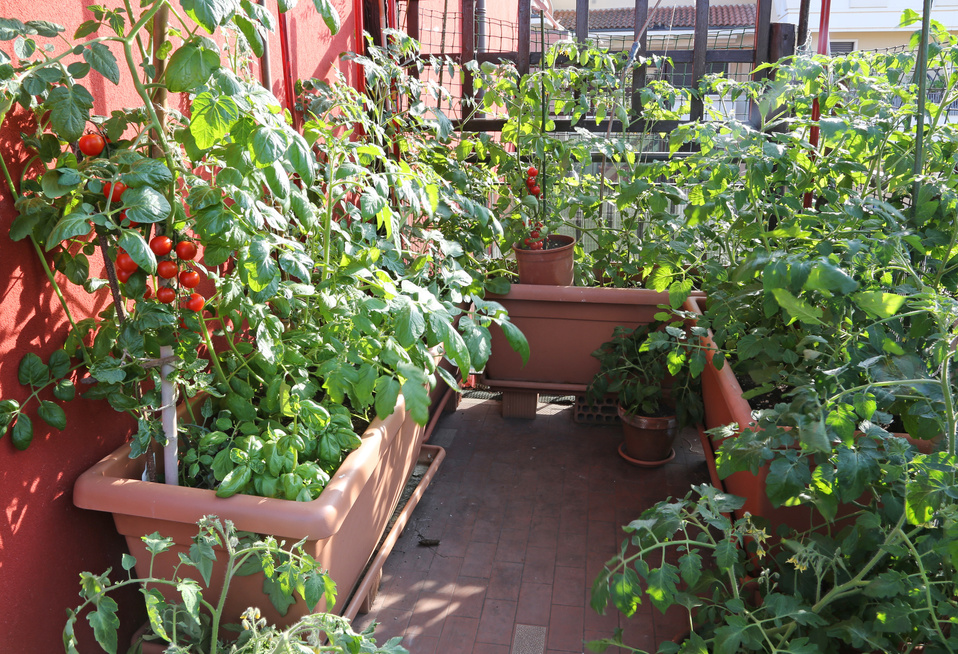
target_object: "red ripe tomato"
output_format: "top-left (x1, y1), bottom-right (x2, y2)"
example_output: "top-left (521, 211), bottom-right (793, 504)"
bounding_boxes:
top-left (103, 181), bottom-right (127, 203)
top-left (116, 252), bottom-right (138, 273)
top-left (527, 166), bottom-right (538, 177)
top-left (186, 293), bottom-right (205, 312)
top-left (157, 260), bottom-right (178, 279)
top-left (116, 268), bottom-right (133, 283)
top-left (530, 230), bottom-right (540, 239)
top-left (78, 133), bottom-right (106, 157)
top-left (150, 235), bottom-right (173, 257)
top-left (175, 240), bottom-right (198, 261)
top-left (529, 240), bottom-right (544, 250)
top-left (156, 286), bottom-right (176, 304)
top-left (530, 185), bottom-right (541, 197)
top-left (143, 284), bottom-right (153, 299)
top-left (179, 270), bottom-right (201, 288)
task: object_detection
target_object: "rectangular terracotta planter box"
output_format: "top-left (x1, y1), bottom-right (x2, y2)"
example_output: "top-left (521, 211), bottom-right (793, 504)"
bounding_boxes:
top-left (74, 393), bottom-right (426, 629)
top-left (482, 285), bottom-right (681, 392)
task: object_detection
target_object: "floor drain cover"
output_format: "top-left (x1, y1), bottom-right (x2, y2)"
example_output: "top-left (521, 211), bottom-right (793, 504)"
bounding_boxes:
top-left (512, 624), bottom-right (547, 654)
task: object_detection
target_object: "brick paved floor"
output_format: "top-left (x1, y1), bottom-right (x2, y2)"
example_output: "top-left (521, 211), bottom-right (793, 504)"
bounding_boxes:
top-left (353, 393), bottom-right (711, 654)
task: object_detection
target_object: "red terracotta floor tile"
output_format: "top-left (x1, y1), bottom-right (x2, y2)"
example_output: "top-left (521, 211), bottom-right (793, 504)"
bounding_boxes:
top-left (357, 396), bottom-right (708, 652)
top-left (515, 581), bottom-right (553, 626)
top-left (472, 642), bottom-right (511, 654)
top-left (476, 598), bottom-right (518, 645)
top-left (436, 615), bottom-right (480, 652)
top-left (449, 575), bottom-right (488, 618)
top-left (547, 604), bottom-right (586, 652)
top-left (494, 528), bottom-right (528, 563)
top-left (487, 561), bottom-right (524, 601)
top-left (551, 566), bottom-right (585, 607)
top-left (461, 541), bottom-right (498, 578)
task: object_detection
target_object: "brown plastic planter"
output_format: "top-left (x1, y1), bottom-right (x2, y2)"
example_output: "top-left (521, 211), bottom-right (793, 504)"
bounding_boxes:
top-left (483, 285), bottom-right (676, 394)
top-left (74, 393), bottom-right (425, 629)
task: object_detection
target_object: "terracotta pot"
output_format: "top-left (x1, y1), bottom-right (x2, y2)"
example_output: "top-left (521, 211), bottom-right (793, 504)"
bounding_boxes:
top-left (483, 285), bottom-right (676, 391)
top-left (74, 393), bottom-right (425, 629)
top-left (618, 405), bottom-right (677, 465)
top-left (512, 234), bottom-right (575, 285)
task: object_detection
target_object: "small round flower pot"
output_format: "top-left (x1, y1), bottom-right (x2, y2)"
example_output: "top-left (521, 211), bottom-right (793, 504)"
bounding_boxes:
top-left (617, 405), bottom-right (678, 467)
top-left (512, 234), bottom-right (575, 285)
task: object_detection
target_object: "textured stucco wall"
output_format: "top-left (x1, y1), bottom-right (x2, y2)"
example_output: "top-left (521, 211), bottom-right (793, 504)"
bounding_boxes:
top-left (0, 1), bottom-right (358, 652)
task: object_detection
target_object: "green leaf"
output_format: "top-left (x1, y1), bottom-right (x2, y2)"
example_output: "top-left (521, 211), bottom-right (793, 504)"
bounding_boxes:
top-left (44, 84), bottom-right (94, 142)
top-left (177, 579), bottom-right (202, 624)
top-left (0, 18), bottom-right (27, 40)
top-left (181, 0), bottom-right (235, 33)
top-left (19, 352), bottom-right (49, 386)
top-left (121, 553), bottom-right (137, 571)
top-left (854, 291), bottom-right (907, 319)
top-left (123, 186), bottom-right (171, 225)
top-left (116, 229), bottom-right (156, 273)
top-left (141, 588), bottom-right (170, 643)
top-left (37, 400), bottom-right (66, 431)
top-left (83, 43), bottom-right (119, 85)
top-left (311, 0), bottom-right (341, 33)
top-left (41, 168), bottom-right (82, 198)
top-left (644, 564), bottom-right (679, 613)
top-left (287, 133), bottom-right (315, 181)
top-left (374, 376), bottom-right (401, 420)
top-left (498, 320), bottom-right (530, 365)
top-left (804, 261), bottom-right (859, 295)
top-left (123, 158), bottom-right (173, 188)
top-left (12, 414), bottom-right (33, 450)
top-left (766, 456), bottom-right (812, 507)
top-left (277, 0), bottom-right (297, 11)
top-left (396, 305), bottom-right (428, 350)
top-left (610, 568), bottom-right (642, 617)
top-left (250, 126), bottom-right (287, 166)
top-left (165, 43), bottom-right (220, 92)
top-left (234, 15), bottom-right (264, 57)
top-left (190, 91), bottom-right (238, 149)
top-left (26, 20), bottom-right (65, 37)
top-left (45, 206), bottom-right (94, 248)
top-left (86, 596), bottom-right (119, 654)
top-left (73, 20), bottom-right (100, 39)
top-left (0, 399), bottom-right (21, 438)
top-left (770, 288), bottom-right (823, 325)
top-left (714, 538), bottom-right (738, 573)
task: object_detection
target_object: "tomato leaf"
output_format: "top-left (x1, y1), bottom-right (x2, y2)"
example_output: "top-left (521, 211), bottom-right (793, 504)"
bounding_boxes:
top-left (82, 42), bottom-right (119, 85)
top-left (37, 400), bottom-right (66, 431)
top-left (45, 204), bottom-right (93, 249)
top-left (190, 91), bottom-right (239, 149)
top-left (44, 84), bottom-right (94, 142)
top-left (117, 229), bottom-right (157, 273)
top-left (12, 414), bottom-right (33, 450)
top-left (166, 43), bottom-right (220, 92)
top-left (123, 186), bottom-right (171, 224)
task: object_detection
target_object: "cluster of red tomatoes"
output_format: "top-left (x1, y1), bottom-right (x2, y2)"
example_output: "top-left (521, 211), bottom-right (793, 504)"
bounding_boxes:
top-left (523, 166), bottom-right (545, 250)
top-left (81, 132), bottom-right (208, 314)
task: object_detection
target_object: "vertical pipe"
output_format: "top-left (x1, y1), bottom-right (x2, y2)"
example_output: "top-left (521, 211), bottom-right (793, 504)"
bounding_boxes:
top-left (476, 0), bottom-right (486, 53)
top-left (518, 0), bottom-right (531, 75)
top-left (802, 0), bottom-right (831, 209)
top-left (258, 0), bottom-right (272, 89)
top-left (278, 11), bottom-right (299, 129)
top-left (161, 347), bottom-right (177, 485)
top-left (575, 0), bottom-right (588, 44)
top-left (798, 0), bottom-right (811, 50)
top-left (690, 0), bottom-right (708, 121)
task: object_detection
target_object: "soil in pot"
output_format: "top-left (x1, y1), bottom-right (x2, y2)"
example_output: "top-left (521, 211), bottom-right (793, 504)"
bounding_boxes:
top-left (618, 405), bottom-right (678, 466)
top-left (512, 234), bottom-right (575, 285)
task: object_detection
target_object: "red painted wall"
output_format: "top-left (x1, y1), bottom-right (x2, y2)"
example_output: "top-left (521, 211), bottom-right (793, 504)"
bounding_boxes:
top-left (0, 1), bottom-right (358, 652)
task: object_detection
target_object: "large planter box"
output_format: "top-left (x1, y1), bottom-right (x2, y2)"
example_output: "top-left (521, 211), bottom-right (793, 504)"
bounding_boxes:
top-left (74, 393), bottom-right (425, 628)
top-left (483, 285), bottom-right (677, 392)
